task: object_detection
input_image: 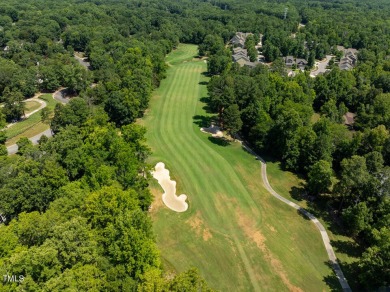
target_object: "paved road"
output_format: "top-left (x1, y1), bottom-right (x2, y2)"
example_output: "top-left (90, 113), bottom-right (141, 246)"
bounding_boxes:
top-left (53, 88), bottom-right (70, 104)
top-left (6, 128), bottom-right (52, 155)
top-left (240, 142), bottom-right (352, 291)
top-left (74, 54), bottom-right (91, 70)
top-left (310, 55), bottom-right (333, 77)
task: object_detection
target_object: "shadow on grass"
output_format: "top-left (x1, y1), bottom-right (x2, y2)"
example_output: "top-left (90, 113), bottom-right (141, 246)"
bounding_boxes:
top-left (296, 208), bottom-right (312, 221)
top-left (331, 240), bottom-right (362, 258)
top-left (193, 115), bottom-right (212, 128)
top-left (200, 96), bottom-right (209, 103)
top-left (338, 261), bottom-right (360, 291)
top-left (323, 261), bottom-right (343, 292)
top-left (324, 260), bottom-right (361, 292)
top-left (198, 81), bottom-right (208, 86)
top-left (199, 96), bottom-right (214, 113)
top-left (258, 153), bottom-right (280, 163)
top-left (290, 185), bottom-right (306, 201)
top-left (241, 144), bottom-right (258, 159)
top-left (208, 136), bottom-right (230, 147)
top-left (303, 198), bottom-right (350, 237)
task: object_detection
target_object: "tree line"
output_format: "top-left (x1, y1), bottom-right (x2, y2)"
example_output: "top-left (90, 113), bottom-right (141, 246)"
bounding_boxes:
top-left (0, 0), bottom-right (218, 290)
top-left (200, 0), bottom-right (390, 289)
top-left (0, 0), bottom-right (389, 289)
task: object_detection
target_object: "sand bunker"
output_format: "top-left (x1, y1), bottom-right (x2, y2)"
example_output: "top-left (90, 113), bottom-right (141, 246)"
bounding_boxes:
top-left (152, 162), bottom-right (188, 212)
top-left (200, 123), bottom-right (223, 138)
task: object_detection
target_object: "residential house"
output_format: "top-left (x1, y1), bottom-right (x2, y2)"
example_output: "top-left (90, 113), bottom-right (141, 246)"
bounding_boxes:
top-left (233, 54), bottom-right (250, 63)
top-left (284, 56), bottom-right (295, 67)
top-left (296, 58), bottom-right (308, 70)
top-left (337, 46), bottom-right (358, 70)
top-left (230, 32), bottom-right (253, 48)
top-left (233, 47), bottom-right (248, 56)
top-left (231, 32), bottom-right (261, 68)
top-left (244, 61), bottom-right (257, 69)
top-left (284, 56), bottom-right (308, 71)
top-left (232, 52), bottom-right (259, 68)
top-left (339, 60), bottom-right (353, 70)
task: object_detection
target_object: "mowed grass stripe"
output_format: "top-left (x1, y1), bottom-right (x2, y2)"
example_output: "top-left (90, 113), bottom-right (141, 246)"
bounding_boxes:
top-left (149, 55), bottom-right (295, 290)
top-left (148, 61), bottom-right (262, 289)
top-left (144, 44), bottom-right (334, 291)
top-left (158, 64), bottom-right (232, 222)
top-left (146, 62), bottom-right (252, 286)
top-left (190, 124), bottom-right (330, 289)
top-left (156, 61), bottom-right (272, 290)
top-left (160, 62), bottom-right (260, 227)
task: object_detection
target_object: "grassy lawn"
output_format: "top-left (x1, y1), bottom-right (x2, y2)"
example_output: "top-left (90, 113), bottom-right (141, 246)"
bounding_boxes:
top-left (141, 44), bottom-right (339, 291)
top-left (265, 160), bottom-right (360, 288)
top-left (24, 100), bottom-right (41, 114)
top-left (5, 93), bottom-right (58, 146)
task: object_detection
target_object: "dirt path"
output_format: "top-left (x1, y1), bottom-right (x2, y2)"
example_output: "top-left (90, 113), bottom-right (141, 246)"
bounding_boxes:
top-left (240, 142), bottom-right (352, 292)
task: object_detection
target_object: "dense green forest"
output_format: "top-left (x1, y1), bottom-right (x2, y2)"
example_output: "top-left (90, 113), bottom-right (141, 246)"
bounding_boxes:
top-left (0, 0), bottom-right (389, 290)
top-left (203, 0), bottom-right (390, 290)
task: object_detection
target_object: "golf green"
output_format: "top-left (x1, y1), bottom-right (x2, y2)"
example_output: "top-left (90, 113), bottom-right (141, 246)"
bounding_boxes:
top-left (141, 44), bottom-right (336, 291)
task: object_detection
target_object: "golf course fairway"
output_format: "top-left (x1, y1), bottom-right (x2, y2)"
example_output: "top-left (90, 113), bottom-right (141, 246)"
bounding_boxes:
top-left (141, 44), bottom-right (337, 291)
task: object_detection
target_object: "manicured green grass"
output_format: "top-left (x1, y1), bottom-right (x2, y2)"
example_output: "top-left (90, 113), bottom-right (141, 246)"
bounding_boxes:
top-left (142, 44), bottom-right (337, 291)
top-left (265, 160), bottom-right (360, 286)
top-left (5, 93), bottom-right (58, 145)
top-left (165, 45), bottom-right (199, 66)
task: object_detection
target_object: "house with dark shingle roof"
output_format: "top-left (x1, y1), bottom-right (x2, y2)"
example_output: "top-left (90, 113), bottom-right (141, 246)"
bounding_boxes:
top-left (296, 58), bottom-right (308, 70)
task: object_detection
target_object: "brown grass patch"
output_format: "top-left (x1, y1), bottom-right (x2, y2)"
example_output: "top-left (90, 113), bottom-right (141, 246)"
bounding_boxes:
top-left (186, 211), bottom-right (213, 241)
top-left (203, 229), bottom-right (212, 241)
top-left (149, 186), bottom-right (164, 216)
top-left (236, 208), bottom-right (303, 292)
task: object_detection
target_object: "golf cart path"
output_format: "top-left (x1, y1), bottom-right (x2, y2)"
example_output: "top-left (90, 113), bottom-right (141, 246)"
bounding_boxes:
top-left (4, 93), bottom-right (47, 129)
top-left (23, 94), bottom-right (46, 118)
top-left (240, 142), bottom-right (351, 291)
top-left (6, 87), bottom-right (67, 154)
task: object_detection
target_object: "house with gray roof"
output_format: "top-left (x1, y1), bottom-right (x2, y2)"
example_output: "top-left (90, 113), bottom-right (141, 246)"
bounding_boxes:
top-left (296, 58), bottom-right (308, 70)
top-left (230, 32), bottom-right (261, 69)
top-left (284, 56), bottom-right (295, 66)
top-left (284, 56), bottom-right (308, 71)
top-left (337, 46), bottom-right (358, 70)
top-left (233, 47), bottom-right (247, 55)
top-left (230, 32), bottom-right (253, 48)
top-left (233, 54), bottom-right (250, 63)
